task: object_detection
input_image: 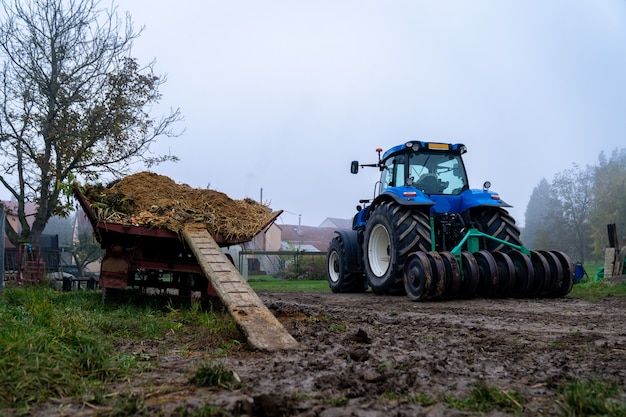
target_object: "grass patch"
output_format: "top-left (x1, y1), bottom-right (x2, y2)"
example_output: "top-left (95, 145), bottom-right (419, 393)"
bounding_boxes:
top-left (0, 287), bottom-right (238, 413)
top-left (381, 391), bottom-right (436, 406)
top-left (558, 379), bottom-right (626, 417)
top-left (329, 323), bottom-right (347, 332)
top-left (328, 395), bottom-right (348, 406)
top-left (569, 280), bottom-right (626, 301)
top-left (105, 392), bottom-right (144, 417)
top-left (248, 277), bottom-right (330, 292)
top-left (189, 361), bottom-right (242, 389)
top-left (446, 380), bottom-right (524, 413)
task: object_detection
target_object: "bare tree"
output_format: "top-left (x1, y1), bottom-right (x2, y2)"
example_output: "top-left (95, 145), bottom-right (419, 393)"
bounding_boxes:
top-left (0, 0), bottom-right (181, 245)
top-left (551, 163), bottom-right (594, 263)
top-left (523, 178), bottom-right (570, 252)
top-left (590, 149), bottom-right (626, 257)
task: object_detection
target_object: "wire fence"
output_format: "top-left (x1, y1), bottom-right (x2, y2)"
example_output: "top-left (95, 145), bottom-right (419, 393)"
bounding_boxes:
top-left (238, 250), bottom-right (328, 280)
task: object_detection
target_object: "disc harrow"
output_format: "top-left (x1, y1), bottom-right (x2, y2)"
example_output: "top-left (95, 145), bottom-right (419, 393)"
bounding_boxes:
top-left (402, 249), bottom-right (574, 301)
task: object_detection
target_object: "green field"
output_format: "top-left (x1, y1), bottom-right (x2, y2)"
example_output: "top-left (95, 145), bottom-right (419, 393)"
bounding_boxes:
top-left (247, 265), bottom-right (626, 301)
top-left (248, 276), bottom-right (330, 292)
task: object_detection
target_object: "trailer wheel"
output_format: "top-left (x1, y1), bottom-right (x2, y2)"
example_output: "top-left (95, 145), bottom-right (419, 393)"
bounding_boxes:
top-left (472, 207), bottom-right (522, 251)
top-left (327, 236), bottom-right (366, 293)
top-left (102, 287), bottom-right (123, 304)
top-left (364, 201), bottom-right (431, 294)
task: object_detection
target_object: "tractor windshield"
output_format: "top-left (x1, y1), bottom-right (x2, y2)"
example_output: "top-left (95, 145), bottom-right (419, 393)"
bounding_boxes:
top-left (409, 151), bottom-right (468, 195)
top-left (379, 150), bottom-right (468, 195)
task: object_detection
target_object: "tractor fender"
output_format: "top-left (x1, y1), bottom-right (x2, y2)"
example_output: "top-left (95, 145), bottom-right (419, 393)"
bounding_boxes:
top-left (370, 191), bottom-right (433, 215)
top-left (353, 191), bottom-right (433, 228)
top-left (333, 229), bottom-right (363, 272)
top-left (459, 189), bottom-right (512, 212)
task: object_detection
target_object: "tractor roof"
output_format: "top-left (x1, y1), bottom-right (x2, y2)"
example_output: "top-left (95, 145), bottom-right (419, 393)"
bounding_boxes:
top-left (382, 141), bottom-right (467, 160)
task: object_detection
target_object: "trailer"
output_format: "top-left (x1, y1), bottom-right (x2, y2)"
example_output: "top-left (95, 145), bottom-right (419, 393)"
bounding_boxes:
top-left (73, 183), bottom-right (299, 351)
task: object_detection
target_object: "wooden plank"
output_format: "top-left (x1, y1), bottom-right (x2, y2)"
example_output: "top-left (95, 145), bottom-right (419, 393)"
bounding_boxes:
top-left (614, 248), bottom-right (625, 277)
top-left (182, 226), bottom-right (300, 352)
top-left (604, 248), bottom-right (616, 280)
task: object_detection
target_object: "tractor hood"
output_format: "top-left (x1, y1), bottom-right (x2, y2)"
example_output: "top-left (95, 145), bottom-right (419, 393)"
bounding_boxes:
top-left (429, 188), bottom-right (512, 214)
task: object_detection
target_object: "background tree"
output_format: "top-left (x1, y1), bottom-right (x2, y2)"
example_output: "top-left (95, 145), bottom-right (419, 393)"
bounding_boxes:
top-left (522, 178), bottom-right (551, 248)
top-left (71, 218), bottom-right (104, 277)
top-left (589, 149), bottom-right (626, 257)
top-left (0, 0), bottom-right (181, 246)
top-left (551, 163), bottom-right (593, 263)
top-left (524, 148), bottom-right (626, 263)
top-left (522, 178), bottom-right (568, 251)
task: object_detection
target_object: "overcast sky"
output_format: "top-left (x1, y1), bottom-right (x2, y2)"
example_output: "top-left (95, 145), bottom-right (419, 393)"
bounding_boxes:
top-left (107, 1), bottom-right (626, 227)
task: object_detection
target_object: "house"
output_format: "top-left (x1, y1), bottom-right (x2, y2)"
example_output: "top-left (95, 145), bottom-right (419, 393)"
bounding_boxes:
top-left (2, 200), bottom-right (38, 249)
top-left (279, 218), bottom-right (352, 252)
top-left (318, 217), bottom-right (353, 230)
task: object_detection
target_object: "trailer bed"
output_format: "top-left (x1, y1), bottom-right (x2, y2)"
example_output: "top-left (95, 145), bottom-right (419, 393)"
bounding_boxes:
top-left (73, 183), bottom-right (297, 351)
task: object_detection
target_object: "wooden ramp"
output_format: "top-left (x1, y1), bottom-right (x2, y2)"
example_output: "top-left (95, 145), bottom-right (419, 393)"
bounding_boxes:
top-left (183, 226), bottom-right (300, 351)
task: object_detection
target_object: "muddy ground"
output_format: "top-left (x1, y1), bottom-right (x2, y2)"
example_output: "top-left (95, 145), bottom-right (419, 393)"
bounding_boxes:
top-left (27, 291), bottom-right (626, 416)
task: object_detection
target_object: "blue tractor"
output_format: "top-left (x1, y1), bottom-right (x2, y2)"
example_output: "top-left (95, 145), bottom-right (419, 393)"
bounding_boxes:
top-left (326, 141), bottom-right (573, 300)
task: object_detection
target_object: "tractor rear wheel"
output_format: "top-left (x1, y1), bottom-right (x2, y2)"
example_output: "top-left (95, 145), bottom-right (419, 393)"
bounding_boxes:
top-left (364, 201), bottom-right (431, 294)
top-left (327, 236), bottom-right (366, 293)
top-left (472, 207), bottom-right (522, 251)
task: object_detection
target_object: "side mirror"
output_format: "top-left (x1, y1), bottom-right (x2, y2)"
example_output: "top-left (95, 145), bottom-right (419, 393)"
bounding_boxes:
top-left (350, 161), bottom-right (359, 174)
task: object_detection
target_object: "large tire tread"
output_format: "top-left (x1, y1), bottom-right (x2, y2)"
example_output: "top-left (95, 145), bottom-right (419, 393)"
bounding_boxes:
top-left (364, 201), bottom-right (431, 294)
top-left (327, 236), bottom-right (366, 293)
top-left (472, 207), bottom-right (522, 252)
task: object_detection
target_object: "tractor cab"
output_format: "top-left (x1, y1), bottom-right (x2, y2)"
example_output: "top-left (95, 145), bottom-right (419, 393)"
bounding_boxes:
top-left (378, 141), bottom-right (469, 196)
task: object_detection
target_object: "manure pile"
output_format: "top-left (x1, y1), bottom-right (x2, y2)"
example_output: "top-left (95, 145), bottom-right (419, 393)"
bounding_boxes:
top-left (82, 171), bottom-right (277, 241)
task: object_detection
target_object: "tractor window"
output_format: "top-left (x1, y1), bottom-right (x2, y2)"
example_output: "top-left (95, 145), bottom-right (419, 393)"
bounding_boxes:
top-left (380, 156), bottom-right (404, 192)
top-left (380, 160), bottom-right (393, 192)
top-left (409, 152), bottom-right (468, 195)
top-left (436, 158), bottom-right (467, 194)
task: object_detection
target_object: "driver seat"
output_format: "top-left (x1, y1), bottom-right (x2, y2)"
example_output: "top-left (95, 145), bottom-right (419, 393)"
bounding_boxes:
top-left (417, 173), bottom-right (440, 194)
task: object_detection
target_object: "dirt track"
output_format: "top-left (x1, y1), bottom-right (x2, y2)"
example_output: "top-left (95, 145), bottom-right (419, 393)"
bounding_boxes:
top-left (249, 292), bottom-right (626, 417)
top-left (27, 291), bottom-right (626, 416)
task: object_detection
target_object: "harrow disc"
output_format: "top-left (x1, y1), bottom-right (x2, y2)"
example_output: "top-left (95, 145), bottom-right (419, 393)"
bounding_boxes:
top-left (539, 250), bottom-right (564, 297)
top-left (529, 251), bottom-right (551, 297)
top-left (404, 252), bottom-right (433, 301)
top-left (549, 251), bottom-right (574, 297)
top-left (426, 252), bottom-right (446, 299)
top-left (460, 251), bottom-right (480, 298)
top-left (506, 250), bottom-right (534, 298)
top-left (492, 251), bottom-right (515, 298)
top-left (474, 250), bottom-right (499, 297)
top-left (440, 251), bottom-right (461, 298)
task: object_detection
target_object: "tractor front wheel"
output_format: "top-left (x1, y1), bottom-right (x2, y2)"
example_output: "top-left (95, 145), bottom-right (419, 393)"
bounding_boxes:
top-left (326, 236), bottom-right (366, 293)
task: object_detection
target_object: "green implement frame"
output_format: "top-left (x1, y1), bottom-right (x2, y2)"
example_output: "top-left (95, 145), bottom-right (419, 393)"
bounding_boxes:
top-left (443, 228), bottom-right (531, 279)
